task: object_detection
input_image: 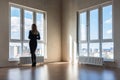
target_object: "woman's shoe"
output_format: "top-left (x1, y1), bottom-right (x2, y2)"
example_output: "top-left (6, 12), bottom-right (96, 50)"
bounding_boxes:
top-left (32, 62), bottom-right (36, 67)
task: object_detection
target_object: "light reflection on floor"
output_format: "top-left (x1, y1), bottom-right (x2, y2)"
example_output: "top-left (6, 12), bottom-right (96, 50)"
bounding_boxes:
top-left (0, 63), bottom-right (118, 80)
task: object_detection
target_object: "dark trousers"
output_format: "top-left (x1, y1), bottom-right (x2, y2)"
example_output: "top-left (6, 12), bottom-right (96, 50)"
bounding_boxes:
top-left (29, 40), bottom-right (37, 65)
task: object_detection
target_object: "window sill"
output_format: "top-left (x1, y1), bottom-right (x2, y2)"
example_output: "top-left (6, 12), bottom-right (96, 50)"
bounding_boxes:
top-left (8, 56), bottom-right (45, 62)
top-left (8, 58), bottom-right (19, 61)
top-left (103, 59), bottom-right (114, 62)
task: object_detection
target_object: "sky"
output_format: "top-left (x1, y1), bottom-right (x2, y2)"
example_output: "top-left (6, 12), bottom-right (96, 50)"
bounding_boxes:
top-left (79, 5), bottom-right (112, 41)
top-left (11, 5), bottom-right (112, 41)
top-left (79, 5), bottom-right (113, 58)
top-left (11, 7), bottom-right (44, 40)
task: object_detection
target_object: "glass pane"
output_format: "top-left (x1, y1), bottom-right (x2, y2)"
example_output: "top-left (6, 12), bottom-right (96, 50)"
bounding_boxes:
top-left (79, 12), bottom-right (87, 41)
top-left (37, 43), bottom-right (45, 56)
top-left (103, 5), bottom-right (112, 39)
top-left (24, 10), bottom-right (33, 40)
top-left (79, 43), bottom-right (88, 56)
top-left (102, 42), bottom-right (113, 59)
top-left (90, 9), bottom-right (99, 40)
top-left (11, 7), bottom-right (21, 40)
top-left (89, 43), bottom-right (100, 57)
top-left (9, 42), bottom-right (21, 58)
top-left (36, 13), bottom-right (44, 41)
top-left (22, 43), bottom-right (30, 57)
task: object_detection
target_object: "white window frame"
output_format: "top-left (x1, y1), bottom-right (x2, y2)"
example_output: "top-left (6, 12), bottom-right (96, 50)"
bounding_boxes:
top-left (77, 1), bottom-right (114, 61)
top-left (9, 3), bottom-right (47, 61)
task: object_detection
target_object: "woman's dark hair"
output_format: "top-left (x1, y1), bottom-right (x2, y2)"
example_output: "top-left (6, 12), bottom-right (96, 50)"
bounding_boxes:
top-left (31, 24), bottom-right (38, 34)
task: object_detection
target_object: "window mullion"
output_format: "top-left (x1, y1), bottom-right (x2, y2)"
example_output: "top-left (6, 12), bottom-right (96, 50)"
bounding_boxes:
top-left (43, 13), bottom-right (46, 42)
top-left (33, 12), bottom-right (36, 24)
top-left (99, 6), bottom-right (102, 58)
top-left (87, 10), bottom-right (90, 57)
top-left (9, 5), bottom-right (11, 41)
top-left (21, 8), bottom-right (24, 55)
top-left (44, 13), bottom-right (47, 44)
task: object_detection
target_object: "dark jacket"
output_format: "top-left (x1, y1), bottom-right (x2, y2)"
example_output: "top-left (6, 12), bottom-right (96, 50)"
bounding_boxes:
top-left (28, 30), bottom-right (40, 41)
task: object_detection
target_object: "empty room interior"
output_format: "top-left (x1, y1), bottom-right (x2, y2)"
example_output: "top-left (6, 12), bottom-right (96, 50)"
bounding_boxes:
top-left (0, 0), bottom-right (120, 80)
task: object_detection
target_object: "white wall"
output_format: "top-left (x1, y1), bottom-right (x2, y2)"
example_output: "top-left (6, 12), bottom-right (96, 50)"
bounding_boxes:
top-left (61, 0), bottom-right (120, 67)
top-left (61, 0), bottom-right (78, 62)
top-left (113, 0), bottom-right (120, 68)
top-left (0, 0), bottom-right (61, 67)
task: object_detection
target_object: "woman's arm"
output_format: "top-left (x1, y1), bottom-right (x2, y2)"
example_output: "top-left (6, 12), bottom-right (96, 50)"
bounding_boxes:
top-left (37, 32), bottom-right (40, 40)
top-left (28, 31), bottom-right (32, 39)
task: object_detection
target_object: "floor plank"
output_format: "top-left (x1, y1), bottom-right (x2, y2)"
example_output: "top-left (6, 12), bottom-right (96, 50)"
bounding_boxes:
top-left (0, 62), bottom-right (119, 80)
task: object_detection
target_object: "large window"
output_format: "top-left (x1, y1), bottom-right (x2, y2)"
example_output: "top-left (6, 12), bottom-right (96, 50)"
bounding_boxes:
top-left (102, 5), bottom-right (113, 60)
top-left (9, 3), bottom-right (47, 60)
top-left (78, 2), bottom-right (113, 61)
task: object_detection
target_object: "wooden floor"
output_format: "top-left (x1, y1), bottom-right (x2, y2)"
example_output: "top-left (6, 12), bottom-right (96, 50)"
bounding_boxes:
top-left (0, 62), bottom-right (120, 80)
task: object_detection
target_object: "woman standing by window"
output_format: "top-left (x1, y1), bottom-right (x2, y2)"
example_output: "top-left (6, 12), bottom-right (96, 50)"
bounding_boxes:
top-left (28, 24), bottom-right (40, 67)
